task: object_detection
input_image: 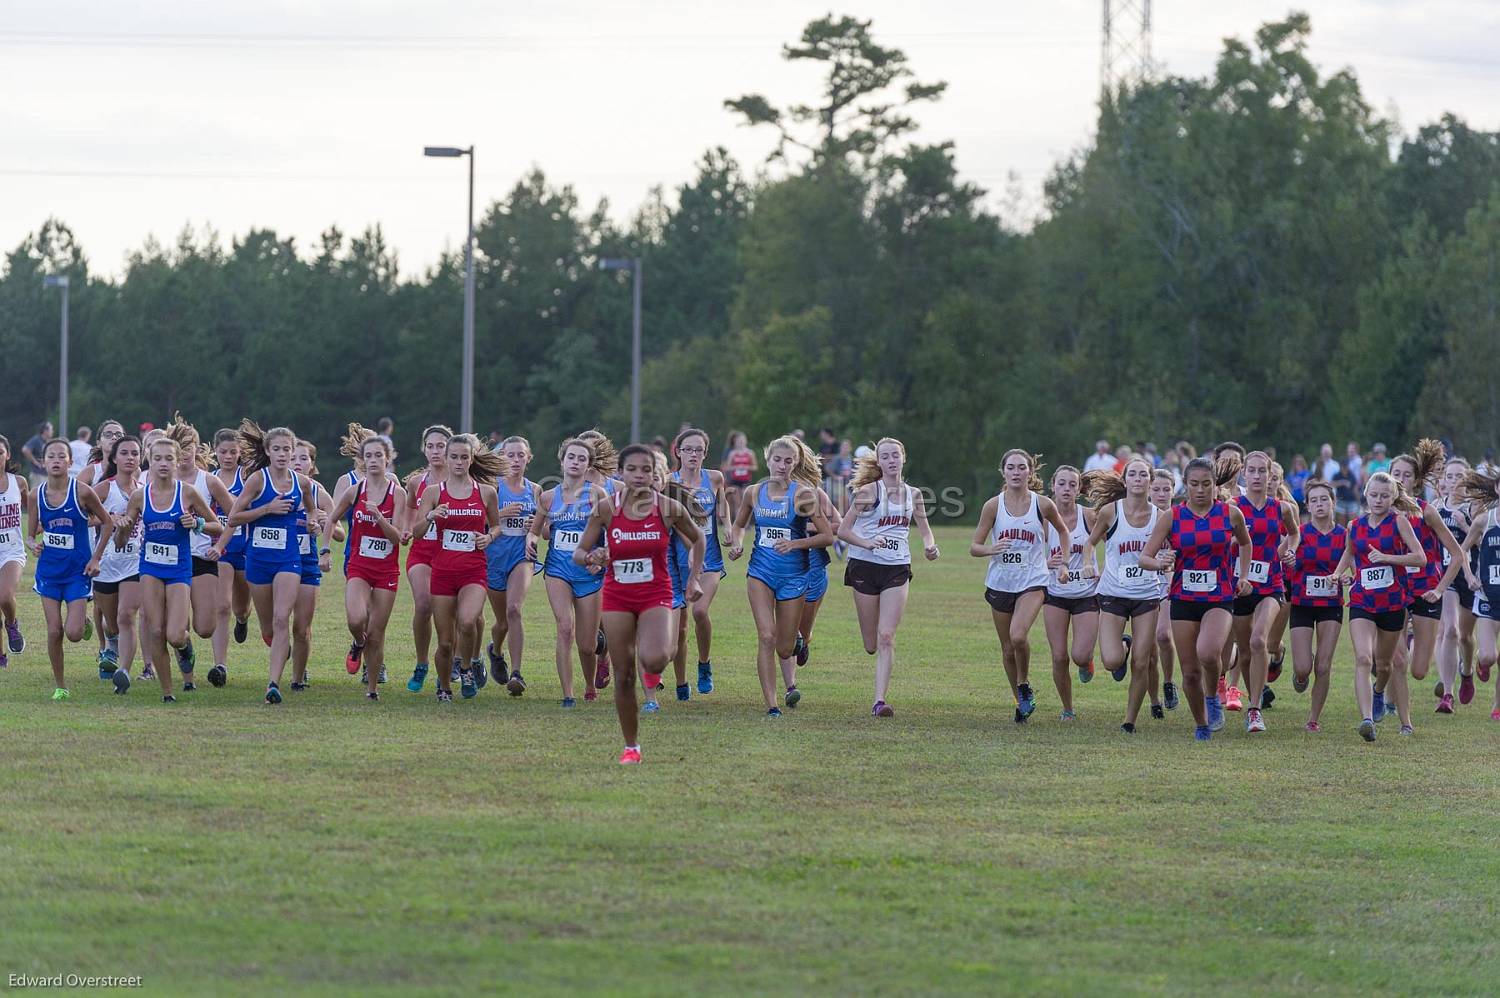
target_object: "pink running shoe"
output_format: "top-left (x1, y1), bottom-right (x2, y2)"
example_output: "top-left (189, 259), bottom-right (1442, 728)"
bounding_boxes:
top-left (1490, 709), bottom-right (1500, 722)
top-left (1225, 686), bottom-right (1243, 712)
top-left (584, 688), bottom-right (597, 702)
top-left (1460, 672), bottom-right (1476, 704)
top-left (1305, 720), bottom-right (1321, 733)
top-left (618, 746), bottom-right (641, 765)
top-left (1436, 693), bottom-right (1455, 715)
top-left (594, 655), bottom-right (611, 690)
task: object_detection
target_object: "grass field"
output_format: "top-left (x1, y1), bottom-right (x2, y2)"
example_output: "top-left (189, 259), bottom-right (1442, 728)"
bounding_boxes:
top-left (2, 524), bottom-right (1498, 995)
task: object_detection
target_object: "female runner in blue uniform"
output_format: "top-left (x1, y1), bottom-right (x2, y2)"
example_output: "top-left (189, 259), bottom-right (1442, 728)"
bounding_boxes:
top-left (530, 437), bottom-right (606, 705)
top-left (210, 427), bottom-right (251, 682)
top-left (168, 415), bottom-right (236, 688)
top-left (289, 439), bottom-right (338, 691)
top-left (669, 428), bottom-right (728, 696)
top-left (27, 439), bottom-right (112, 700)
top-left (113, 437), bottom-right (221, 702)
top-left (486, 435), bottom-right (543, 698)
top-left (727, 435), bottom-right (833, 715)
top-left (215, 420), bottom-right (318, 705)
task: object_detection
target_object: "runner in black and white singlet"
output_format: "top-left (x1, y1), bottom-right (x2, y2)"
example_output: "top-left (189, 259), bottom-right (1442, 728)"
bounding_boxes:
top-left (838, 438), bottom-right (938, 718)
top-left (971, 449), bottom-right (1072, 724)
top-left (92, 435), bottom-right (143, 687)
top-left (0, 434), bottom-right (30, 670)
top-left (1435, 457), bottom-right (1478, 707)
top-left (1041, 465), bottom-right (1097, 721)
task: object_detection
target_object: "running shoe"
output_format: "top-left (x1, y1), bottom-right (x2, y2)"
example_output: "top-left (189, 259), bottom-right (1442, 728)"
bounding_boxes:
top-left (406, 663), bottom-right (428, 693)
top-left (0, 648), bottom-right (6, 669)
top-left (460, 670), bottom-right (478, 699)
top-left (1436, 693), bottom-right (1455, 715)
top-left (140, 663), bottom-right (156, 681)
top-left (1216, 675), bottom-right (1227, 701)
top-left (265, 685), bottom-right (282, 705)
top-left (366, 691), bottom-right (379, 701)
top-left (795, 634), bottom-right (809, 667)
top-left (1206, 696), bottom-right (1225, 732)
top-left (766, 707), bottom-right (782, 718)
top-left (207, 665), bottom-right (227, 688)
top-left (641, 700), bottom-right (660, 714)
top-left (1260, 685), bottom-right (1276, 709)
top-left (619, 746), bottom-right (642, 765)
top-left (1224, 686), bottom-right (1243, 712)
top-left (5, 618), bottom-right (23, 653)
top-left (1163, 682), bottom-right (1179, 711)
top-left (1479, 659), bottom-right (1492, 683)
top-left (1120, 722), bottom-right (1135, 734)
top-left (182, 681), bottom-right (196, 692)
top-left (1434, 680), bottom-right (1444, 699)
top-left (82, 616), bottom-right (93, 642)
top-left (1491, 708), bottom-right (1500, 722)
top-left (873, 700), bottom-right (894, 718)
top-left (1150, 704), bottom-right (1164, 720)
top-left (1017, 682), bottom-right (1035, 718)
top-left (1293, 672), bottom-right (1309, 694)
top-left (289, 680), bottom-right (307, 692)
top-left (1459, 672), bottom-right (1475, 705)
top-left (595, 627), bottom-right (608, 657)
top-left (261, 632), bottom-right (271, 647)
top-left (487, 642), bottom-right (505, 683)
top-left (785, 686), bottom-right (801, 709)
top-left (1078, 661), bottom-right (1094, 684)
top-left (161, 694), bottom-right (175, 703)
top-left (379, 667), bottom-right (387, 684)
top-left (474, 658), bottom-right (488, 689)
top-left (1358, 718), bottom-right (1376, 742)
top-left (51, 688), bottom-right (70, 701)
top-left (1399, 724), bottom-right (1414, 736)
top-left (1267, 650), bottom-right (1284, 684)
top-left (1246, 707), bottom-right (1266, 733)
top-left (345, 642), bottom-right (363, 675)
top-left (697, 661), bottom-right (713, 695)
top-left (1014, 705), bottom-right (1026, 724)
top-left (1060, 709), bottom-right (1076, 721)
top-left (450, 660), bottom-right (461, 684)
top-left (561, 697), bottom-right (576, 708)
top-left (584, 688), bottom-right (597, 702)
top-left (436, 688), bottom-right (453, 703)
top-left (1372, 690), bottom-right (1386, 722)
top-left (100, 646), bottom-right (119, 668)
top-left (233, 616), bottom-right (248, 644)
top-left (98, 660), bottom-right (114, 680)
top-left (176, 640), bottom-right (195, 675)
top-left (506, 671), bottom-right (526, 697)
top-left (112, 669), bottom-right (130, 694)
top-left (1194, 725), bottom-right (1211, 741)
top-left (676, 683), bottom-right (690, 702)
top-left (642, 671), bottom-right (662, 691)
top-left (1305, 720), bottom-right (1320, 733)
top-left (595, 654), bottom-right (611, 690)
top-left (1109, 662), bottom-right (1128, 683)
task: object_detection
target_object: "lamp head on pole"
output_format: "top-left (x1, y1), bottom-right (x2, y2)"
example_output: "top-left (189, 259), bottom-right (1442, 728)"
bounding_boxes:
top-left (423, 145), bottom-right (470, 158)
top-left (42, 275), bottom-right (70, 289)
top-left (599, 258), bottom-right (636, 272)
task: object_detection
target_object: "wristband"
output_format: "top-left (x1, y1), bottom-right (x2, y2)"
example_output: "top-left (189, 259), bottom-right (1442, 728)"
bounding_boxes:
top-left (320, 547), bottom-right (332, 556)
top-left (194, 516), bottom-right (206, 533)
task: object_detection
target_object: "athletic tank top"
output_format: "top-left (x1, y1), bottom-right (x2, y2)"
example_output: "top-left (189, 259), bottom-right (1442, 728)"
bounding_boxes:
top-left (1045, 505), bottom-right (1095, 597)
top-left (296, 482), bottom-right (324, 566)
top-left (1476, 508), bottom-right (1500, 603)
top-left (544, 481), bottom-right (601, 582)
top-left (341, 470), bottom-right (361, 569)
top-left (1348, 513), bottom-right (1410, 612)
top-left (492, 477), bottom-right (537, 555)
top-left (1288, 521), bottom-right (1345, 608)
top-left (215, 466), bottom-right (247, 555)
top-left (984, 491), bottom-right (1049, 593)
top-left (671, 469), bottom-right (724, 570)
top-left (1097, 500), bottom-right (1159, 599)
top-left (847, 480), bottom-right (913, 567)
top-left (1233, 494), bottom-right (1285, 595)
top-left (246, 468), bottom-right (302, 558)
top-left (140, 480), bottom-right (193, 577)
top-left (1406, 499), bottom-right (1444, 597)
top-left (409, 471), bottom-right (440, 551)
top-left (748, 481), bottom-right (809, 580)
top-left (727, 449), bottom-right (754, 486)
top-left (97, 478), bottom-right (142, 583)
top-left (1436, 500), bottom-right (1465, 576)
top-left (1168, 501), bottom-right (1235, 602)
top-left (185, 469), bottom-right (213, 558)
top-left (433, 481), bottom-right (488, 573)
top-left (0, 472), bottom-right (23, 559)
top-left (347, 478), bottom-right (398, 571)
top-left (603, 492), bottom-right (673, 598)
top-left (36, 478), bottom-right (91, 584)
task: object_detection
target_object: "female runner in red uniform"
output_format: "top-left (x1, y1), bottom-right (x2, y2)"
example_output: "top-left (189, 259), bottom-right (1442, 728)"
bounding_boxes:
top-left (573, 444), bottom-right (705, 765)
top-left (413, 433), bottom-right (503, 703)
top-left (401, 424), bottom-right (451, 692)
top-left (328, 434), bottom-right (405, 700)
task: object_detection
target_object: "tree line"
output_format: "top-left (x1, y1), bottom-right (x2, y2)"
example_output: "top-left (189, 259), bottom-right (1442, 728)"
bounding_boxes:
top-left (2, 13), bottom-right (1496, 517)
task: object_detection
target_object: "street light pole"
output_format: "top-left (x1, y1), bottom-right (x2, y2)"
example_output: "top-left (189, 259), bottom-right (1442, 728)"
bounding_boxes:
top-left (600, 258), bottom-right (643, 442)
top-left (424, 144), bottom-right (476, 434)
top-left (43, 275), bottom-right (70, 439)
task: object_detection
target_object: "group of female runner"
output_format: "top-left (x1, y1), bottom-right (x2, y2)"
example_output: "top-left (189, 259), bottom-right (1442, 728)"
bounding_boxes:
top-left (4, 420), bottom-right (1500, 762)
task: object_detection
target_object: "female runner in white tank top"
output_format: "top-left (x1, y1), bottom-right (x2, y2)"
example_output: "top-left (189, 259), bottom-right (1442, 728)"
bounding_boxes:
top-left (838, 438), bottom-right (938, 718)
top-left (1083, 457), bottom-right (1163, 732)
top-left (92, 435), bottom-right (144, 685)
top-left (970, 449), bottom-right (1072, 724)
top-left (0, 434), bottom-right (30, 668)
top-left (169, 416), bottom-right (235, 688)
top-left (1042, 465), bottom-right (1097, 721)
top-left (77, 419), bottom-right (125, 663)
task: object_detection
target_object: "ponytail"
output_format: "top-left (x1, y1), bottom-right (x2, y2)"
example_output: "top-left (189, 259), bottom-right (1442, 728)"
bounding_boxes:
top-left (1082, 470), bottom-right (1125, 507)
top-left (165, 412), bottom-right (210, 470)
top-left (449, 433), bottom-right (504, 486)
top-left (1393, 439), bottom-right (1444, 492)
top-left (341, 422), bottom-right (376, 462)
top-left (238, 419), bottom-right (297, 473)
top-left (1459, 470), bottom-right (1500, 513)
top-left (578, 429), bottom-right (618, 476)
top-left (765, 435), bottom-right (822, 491)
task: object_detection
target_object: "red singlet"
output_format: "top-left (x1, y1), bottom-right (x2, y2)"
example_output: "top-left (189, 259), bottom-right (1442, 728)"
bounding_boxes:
top-left (407, 471), bottom-right (441, 569)
top-left (429, 481), bottom-right (489, 597)
top-left (601, 492), bottom-right (674, 614)
top-left (347, 478), bottom-right (400, 591)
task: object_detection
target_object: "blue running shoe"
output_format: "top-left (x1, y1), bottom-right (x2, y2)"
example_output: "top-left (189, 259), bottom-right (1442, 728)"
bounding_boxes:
top-left (1194, 724), bottom-right (1212, 741)
top-left (676, 683), bottom-right (690, 702)
top-left (696, 661), bottom-right (713, 695)
top-left (406, 663), bottom-right (428, 693)
top-left (1017, 683), bottom-right (1036, 718)
top-left (1372, 690), bottom-right (1386, 722)
top-left (766, 706), bottom-right (782, 718)
top-left (1206, 695), bottom-right (1225, 732)
top-left (642, 700), bottom-right (660, 714)
top-left (265, 684), bottom-right (282, 705)
top-left (1110, 663), bottom-right (1128, 683)
top-left (561, 697), bottom-right (576, 708)
top-left (460, 670), bottom-right (478, 699)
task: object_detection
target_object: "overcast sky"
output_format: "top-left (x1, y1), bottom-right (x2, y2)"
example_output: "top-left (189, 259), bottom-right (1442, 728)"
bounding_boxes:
top-left (3, 1), bottom-right (1497, 279)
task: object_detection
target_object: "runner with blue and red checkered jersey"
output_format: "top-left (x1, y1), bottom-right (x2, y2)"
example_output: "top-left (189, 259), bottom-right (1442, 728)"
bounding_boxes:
top-left (1228, 450), bottom-right (1300, 734)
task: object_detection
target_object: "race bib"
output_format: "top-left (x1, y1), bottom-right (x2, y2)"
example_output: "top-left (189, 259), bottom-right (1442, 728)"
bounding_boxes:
top-left (552, 529), bottom-right (582, 554)
top-left (758, 526), bottom-right (790, 549)
top-left (0, 529), bottom-right (13, 547)
top-left (612, 558), bottom-right (653, 584)
top-left (1442, 548), bottom-right (1451, 568)
top-left (1361, 565), bottom-right (1393, 590)
top-left (120, 537), bottom-right (140, 558)
top-left (359, 535), bottom-right (392, 560)
top-left (1246, 560), bottom-right (1270, 584)
top-left (1183, 569), bottom-right (1216, 593)
top-left (423, 522), bottom-right (437, 542)
top-left (1305, 574), bottom-right (1337, 598)
top-left (252, 526), bottom-right (286, 550)
top-left (998, 551), bottom-right (1023, 566)
top-left (144, 542), bottom-right (178, 566)
top-left (1489, 565), bottom-right (1500, 587)
top-left (299, 533), bottom-right (312, 556)
top-left (442, 530), bottom-right (475, 553)
top-left (1060, 569), bottom-right (1082, 585)
top-left (874, 536), bottom-right (907, 556)
top-left (44, 531), bottom-right (73, 551)
top-left (501, 515), bottom-right (530, 537)
top-left (1123, 565), bottom-right (1145, 581)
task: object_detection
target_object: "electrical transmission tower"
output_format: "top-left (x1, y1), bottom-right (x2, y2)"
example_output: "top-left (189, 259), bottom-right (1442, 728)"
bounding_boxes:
top-left (1101, 0), bottom-right (1153, 93)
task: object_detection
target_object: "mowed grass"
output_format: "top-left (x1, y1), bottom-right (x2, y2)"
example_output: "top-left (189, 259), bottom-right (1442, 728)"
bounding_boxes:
top-left (2, 524), bottom-right (1498, 996)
